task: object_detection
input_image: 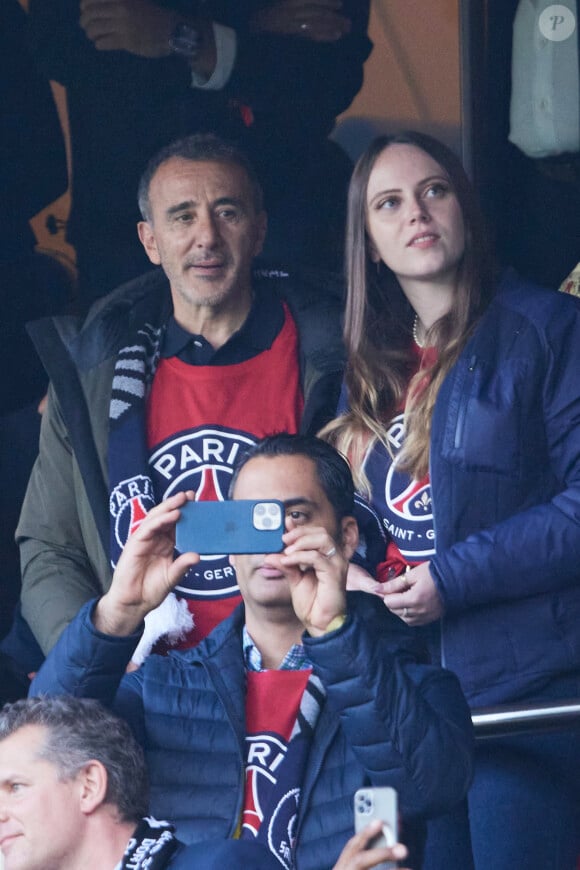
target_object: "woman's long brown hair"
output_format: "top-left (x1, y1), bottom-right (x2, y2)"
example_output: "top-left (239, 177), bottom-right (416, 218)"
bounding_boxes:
top-left (320, 132), bottom-right (496, 490)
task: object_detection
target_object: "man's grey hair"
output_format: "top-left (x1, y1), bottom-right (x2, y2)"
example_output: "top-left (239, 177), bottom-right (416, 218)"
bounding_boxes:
top-left (0, 696), bottom-right (149, 822)
top-left (137, 132), bottom-right (265, 222)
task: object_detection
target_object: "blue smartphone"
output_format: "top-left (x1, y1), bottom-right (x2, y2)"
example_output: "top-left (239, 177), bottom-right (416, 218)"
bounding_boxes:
top-left (175, 500), bottom-right (285, 555)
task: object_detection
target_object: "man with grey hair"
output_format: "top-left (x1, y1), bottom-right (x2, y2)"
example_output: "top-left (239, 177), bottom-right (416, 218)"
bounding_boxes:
top-left (27, 0), bottom-right (371, 308)
top-left (16, 132), bottom-right (345, 669)
top-left (0, 697), bottom-right (410, 869)
top-left (0, 696), bottom-right (157, 870)
top-left (0, 696), bottom-right (283, 869)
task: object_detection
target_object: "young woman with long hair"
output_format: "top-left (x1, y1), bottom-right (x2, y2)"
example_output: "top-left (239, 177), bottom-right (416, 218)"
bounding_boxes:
top-left (322, 131), bottom-right (580, 868)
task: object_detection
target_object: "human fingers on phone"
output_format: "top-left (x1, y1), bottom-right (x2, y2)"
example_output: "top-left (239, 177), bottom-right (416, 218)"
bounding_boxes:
top-left (282, 525), bottom-right (335, 551)
top-left (130, 490), bottom-right (196, 538)
top-left (168, 551), bottom-right (201, 587)
top-left (281, 528), bottom-right (343, 569)
top-left (333, 820), bottom-right (409, 869)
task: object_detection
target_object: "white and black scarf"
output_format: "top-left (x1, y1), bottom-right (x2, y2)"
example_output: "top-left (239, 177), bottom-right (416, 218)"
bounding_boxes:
top-left (119, 817), bottom-right (179, 870)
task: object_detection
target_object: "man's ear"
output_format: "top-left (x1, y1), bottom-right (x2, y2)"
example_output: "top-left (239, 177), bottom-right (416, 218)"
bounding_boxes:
top-left (77, 760), bottom-right (109, 816)
top-left (252, 210), bottom-right (268, 258)
top-left (137, 221), bottom-right (162, 266)
top-left (339, 516), bottom-right (359, 561)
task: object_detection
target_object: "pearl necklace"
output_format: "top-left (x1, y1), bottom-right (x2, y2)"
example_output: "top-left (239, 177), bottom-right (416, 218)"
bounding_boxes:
top-left (413, 314), bottom-right (425, 348)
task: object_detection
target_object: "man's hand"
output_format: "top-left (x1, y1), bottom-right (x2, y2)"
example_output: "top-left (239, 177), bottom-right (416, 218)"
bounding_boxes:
top-left (332, 820), bottom-right (410, 869)
top-left (187, 18), bottom-right (217, 81)
top-left (250, 0), bottom-right (351, 43)
top-left (279, 525), bottom-right (348, 635)
top-left (94, 491), bottom-right (200, 636)
top-left (79, 0), bottom-right (178, 57)
top-left (381, 561), bottom-right (444, 626)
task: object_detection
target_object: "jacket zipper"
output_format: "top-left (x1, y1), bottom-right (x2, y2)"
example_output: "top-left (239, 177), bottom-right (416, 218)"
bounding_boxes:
top-left (201, 657), bottom-right (246, 837)
top-left (429, 451), bottom-right (446, 669)
top-left (454, 355), bottom-right (477, 449)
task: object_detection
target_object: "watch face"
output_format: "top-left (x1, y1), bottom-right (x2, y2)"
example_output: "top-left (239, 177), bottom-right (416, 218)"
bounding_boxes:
top-left (169, 22), bottom-right (201, 57)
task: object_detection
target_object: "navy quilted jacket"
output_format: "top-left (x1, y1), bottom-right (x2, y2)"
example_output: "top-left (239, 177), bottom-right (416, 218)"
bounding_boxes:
top-left (429, 271), bottom-right (580, 706)
top-left (32, 593), bottom-right (473, 869)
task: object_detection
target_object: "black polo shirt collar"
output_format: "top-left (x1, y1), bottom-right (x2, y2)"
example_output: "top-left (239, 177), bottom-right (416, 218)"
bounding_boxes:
top-left (160, 287), bottom-right (285, 366)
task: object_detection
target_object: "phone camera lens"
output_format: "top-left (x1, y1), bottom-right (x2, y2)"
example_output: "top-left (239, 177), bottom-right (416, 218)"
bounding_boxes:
top-left (255, 504), bottom-right (265, 516)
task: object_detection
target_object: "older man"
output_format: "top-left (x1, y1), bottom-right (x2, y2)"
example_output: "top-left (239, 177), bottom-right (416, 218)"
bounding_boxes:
top-left (0, 696), bottom-right (290, 869)
top-left (17, 136), bottom-right (344, 661)
top-left (0, 696), bottom-right (411, 870)
top-left (27, 0), bottom-right (371, 303)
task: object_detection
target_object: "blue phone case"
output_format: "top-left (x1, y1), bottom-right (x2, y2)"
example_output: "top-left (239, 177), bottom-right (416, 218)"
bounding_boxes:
top-left (175, 500), bottom-right (285, 555)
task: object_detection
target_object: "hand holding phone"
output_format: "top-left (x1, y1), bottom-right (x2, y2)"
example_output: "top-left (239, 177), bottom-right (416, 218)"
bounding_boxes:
top-left (353, 788), bottom-right (398, 870)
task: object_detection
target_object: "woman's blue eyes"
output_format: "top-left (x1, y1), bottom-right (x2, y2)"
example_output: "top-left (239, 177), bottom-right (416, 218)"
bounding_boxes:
top-left (377, 184), bottom-right (449, 210)
top-left (425, 183), bottom-right (448, 198)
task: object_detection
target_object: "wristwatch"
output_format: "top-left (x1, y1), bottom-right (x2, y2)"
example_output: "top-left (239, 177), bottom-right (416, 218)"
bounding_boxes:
top-left (169, 22), bottom-right (202, 59)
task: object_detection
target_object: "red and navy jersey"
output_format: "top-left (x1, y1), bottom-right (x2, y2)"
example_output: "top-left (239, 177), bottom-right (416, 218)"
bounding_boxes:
top-left (362, 420), bottom-right (434, 579)
top-left (242, 669), bottom-right (312, 869)
top-left (145, 305), bottom-right (303, 646)
top-left (361, 346), bottom-right (437, 579)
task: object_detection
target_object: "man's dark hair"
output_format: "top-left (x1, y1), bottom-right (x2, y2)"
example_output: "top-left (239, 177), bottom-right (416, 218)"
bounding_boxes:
top-left (137, 133), bottom-right (264, 221)
top-left (0, 696), bottom-right (149, 822)
top-left (229, 434), bottom-right (355, 524)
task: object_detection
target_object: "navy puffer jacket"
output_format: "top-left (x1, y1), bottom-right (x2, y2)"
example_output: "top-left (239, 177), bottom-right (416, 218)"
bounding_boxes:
top-left (31, 593), bottom-right (473, 869)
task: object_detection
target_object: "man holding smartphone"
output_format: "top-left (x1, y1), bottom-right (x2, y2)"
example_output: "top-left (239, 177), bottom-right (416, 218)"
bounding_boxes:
top-left (31, 434), bottom-right (473, 869)
top-left (17, 135), bottom-right (345, 665)
top-left (0, 698), bottom-right (409, 870)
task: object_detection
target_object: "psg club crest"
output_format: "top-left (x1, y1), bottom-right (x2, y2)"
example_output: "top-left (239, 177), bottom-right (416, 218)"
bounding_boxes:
top-left (148, 427), bottom-right (257, 598)
top-left (365, 413), bottom-right (436, 561)
top-left (243, 732), bottom-right (299, 869)
top-left (267, 789), bottom-right (300, 869)
top-left (109, 475), bottom-right (156, 555)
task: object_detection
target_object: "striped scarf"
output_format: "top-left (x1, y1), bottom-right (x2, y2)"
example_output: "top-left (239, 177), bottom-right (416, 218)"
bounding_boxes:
top-left (108, 323), bottom-right (162, 568)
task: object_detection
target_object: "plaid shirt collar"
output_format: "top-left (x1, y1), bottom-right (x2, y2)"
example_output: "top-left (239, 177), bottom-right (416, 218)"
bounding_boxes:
top-left (243, 625), bottom-right (312, 672)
